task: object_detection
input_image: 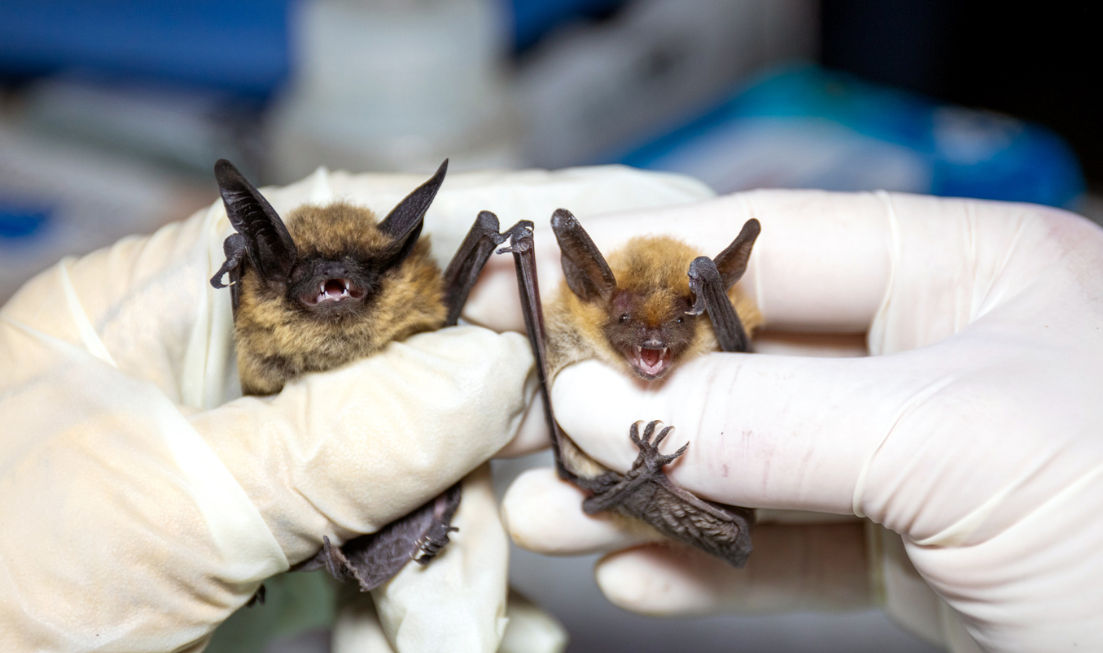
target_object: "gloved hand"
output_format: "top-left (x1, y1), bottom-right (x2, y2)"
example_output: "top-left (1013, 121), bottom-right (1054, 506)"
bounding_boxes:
top-left (493, 190), bottom-right (1103, 653)
top-left (0, 163), bottom-right (713, 653)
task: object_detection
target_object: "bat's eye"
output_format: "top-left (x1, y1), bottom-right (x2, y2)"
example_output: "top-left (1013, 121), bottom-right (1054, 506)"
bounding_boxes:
top-left (676, 316), bottom-right (684, 324)
top-left (619, 313), bottom-right (630, 323)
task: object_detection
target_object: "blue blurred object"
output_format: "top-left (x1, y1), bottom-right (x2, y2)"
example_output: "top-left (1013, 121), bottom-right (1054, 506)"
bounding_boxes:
top-left (0, 0), bottom-right (290, 98)
top-left (0, 0), bottom-right (623, 92)
top-left (0, 202), bottom-right (50, 241)
top-left (510, 0), bottom-right (627, 51)
top-left (620, 66), bottom-right (1085, 208)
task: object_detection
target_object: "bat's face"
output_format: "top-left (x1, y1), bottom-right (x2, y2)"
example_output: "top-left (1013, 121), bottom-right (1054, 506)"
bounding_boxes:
top-left (276, 202), bottom-right (417, 323)
top-left (230, 203), bottom-right (447, 373)
top-left (603, 286), bottom-right (699, 380)
top-left (600, 237), bottom-right (704, 380)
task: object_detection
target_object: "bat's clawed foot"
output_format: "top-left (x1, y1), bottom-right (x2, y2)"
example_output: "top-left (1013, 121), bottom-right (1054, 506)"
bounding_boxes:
top-left (579, 421), bottom-right (687, 515)
top-left (629, 420), bottom-right (689, 477)
top-left (414, 524), bottom-right (460, 565)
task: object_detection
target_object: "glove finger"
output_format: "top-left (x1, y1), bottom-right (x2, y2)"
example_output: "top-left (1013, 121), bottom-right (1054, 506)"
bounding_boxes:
top-left (332, 592), bottom-right (394, 653)
top-left (499, 589), bottom-right (570, 653)
top-left (552, 351), bottom-right (936, 517)
top-left (752, 331), bottom-right (869, 358)
top-left (594, 522), bottom-right (872, 617)
top-left (491, 306), bottom-right (871, 462)
top-left (553, 338), bottom-right (997, 527)
top-left (501, 468), bottom-right (659, 556)
top-left (496, 392), bottom-right (553, 458)
top-left (333, 587), bottom-right (568, 653)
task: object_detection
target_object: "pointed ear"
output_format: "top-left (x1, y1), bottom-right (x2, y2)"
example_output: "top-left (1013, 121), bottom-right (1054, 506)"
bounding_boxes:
top-left (215, 159), bottom-right (297, 283)
top-left (551, 208), bottom-right (616, 303)
top-left (713, 218), bottom-right (761, 289)
top-left (378, 159), bottom-right (448, 269)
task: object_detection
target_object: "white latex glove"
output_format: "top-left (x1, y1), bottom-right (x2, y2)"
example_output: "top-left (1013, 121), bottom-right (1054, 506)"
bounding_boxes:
top-left (495, 190), bottom-right (1103, 653)
top-left (0, 164), bottom-right (712, 653)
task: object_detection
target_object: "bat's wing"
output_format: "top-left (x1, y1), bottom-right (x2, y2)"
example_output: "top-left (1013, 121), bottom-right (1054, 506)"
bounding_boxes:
top-left (213, 159), bottom-right (298, 284)
top-left (301, 482), bottom-right (463, 592)
top-left (442, 210), bottom-right (508, 326)
top-left (497, 220), bottom-right (582, 485)
top-left (687, 218), bottom-right (761, 353)
top-left (687, 256), bottom-right (750, 352)
top-left (377, 159), bottom-right (448, 270)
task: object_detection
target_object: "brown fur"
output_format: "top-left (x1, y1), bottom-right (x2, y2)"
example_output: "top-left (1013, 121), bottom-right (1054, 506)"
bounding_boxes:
top-left (546, 235), bottom-right (762, 479)
top-left (234, 202), bottom-right (447, 396)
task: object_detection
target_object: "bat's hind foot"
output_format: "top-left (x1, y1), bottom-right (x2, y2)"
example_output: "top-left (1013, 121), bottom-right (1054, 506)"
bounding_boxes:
top-left (414, 481), bottom-right (463, 564)
top-left (630, 420), bottom-right (688, 475)
top-left (414, 523), bottom-right (460, 565)
top-left (581, 420), bottom-right (755, 568)
top-left (581, 420), bottom-right (685, 514)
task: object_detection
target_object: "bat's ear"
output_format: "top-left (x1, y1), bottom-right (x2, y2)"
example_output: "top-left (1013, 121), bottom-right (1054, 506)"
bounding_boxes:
top-left (378, 159), bottom-right (448, 269)
top-left (713, 218), bottom-right (760, 289)
top-left (551, 208), bottom-right (616, 303)
top-left (215, 159), bottom-right (298, 283)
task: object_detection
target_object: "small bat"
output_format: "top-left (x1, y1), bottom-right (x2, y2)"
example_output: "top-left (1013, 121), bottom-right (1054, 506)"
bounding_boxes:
top-left (498, 209), bottom-right (762, 567)
top-left (210, 159), bottom-right (516, 592)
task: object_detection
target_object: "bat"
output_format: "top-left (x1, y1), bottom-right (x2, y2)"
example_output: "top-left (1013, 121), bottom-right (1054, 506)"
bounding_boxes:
top-left (210, 158), bottom-right (517, 593)
top-left (498, 209), bottom-right (762, 567)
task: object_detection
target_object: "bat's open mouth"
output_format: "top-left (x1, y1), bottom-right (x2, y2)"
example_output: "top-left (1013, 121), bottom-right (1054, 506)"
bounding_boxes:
top-left (629, 345), bottom-right (672, 379)
top-left (305, 278), bottom-right (366, 305)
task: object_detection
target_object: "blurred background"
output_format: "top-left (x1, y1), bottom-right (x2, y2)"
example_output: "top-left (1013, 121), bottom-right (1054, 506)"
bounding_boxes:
top-left (1, 1), bottom-right (1099, 651)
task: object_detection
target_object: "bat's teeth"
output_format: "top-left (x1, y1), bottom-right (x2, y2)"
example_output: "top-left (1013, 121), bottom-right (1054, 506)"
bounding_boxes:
top-left (319, 278), bottom-right (352, 301)
top-left (630, 345), bottom-right (675, 380)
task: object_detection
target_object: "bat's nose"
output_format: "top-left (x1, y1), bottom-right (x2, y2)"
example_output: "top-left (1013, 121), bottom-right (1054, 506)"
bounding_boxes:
top-left (641, 330), bottom-right (665, 349)
top-left (320, 262), bottom-right (352, 277)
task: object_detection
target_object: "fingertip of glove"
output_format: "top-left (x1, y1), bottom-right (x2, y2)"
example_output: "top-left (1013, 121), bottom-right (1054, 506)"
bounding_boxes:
top-left (500, 469), bottom-right (563, 553)
top-left (595, 546), bottom-right (718, 616)
top-left (595, 548), bottom-right (673, 614)
top-left (502, 469), bottom-right (655, 556)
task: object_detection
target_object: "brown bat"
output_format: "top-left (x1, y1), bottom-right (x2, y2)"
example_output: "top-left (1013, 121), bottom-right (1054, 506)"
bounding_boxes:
top-left (498, 209), bottom-right (762, 567)
top-left (210, 159), bottom-right (517, 593)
